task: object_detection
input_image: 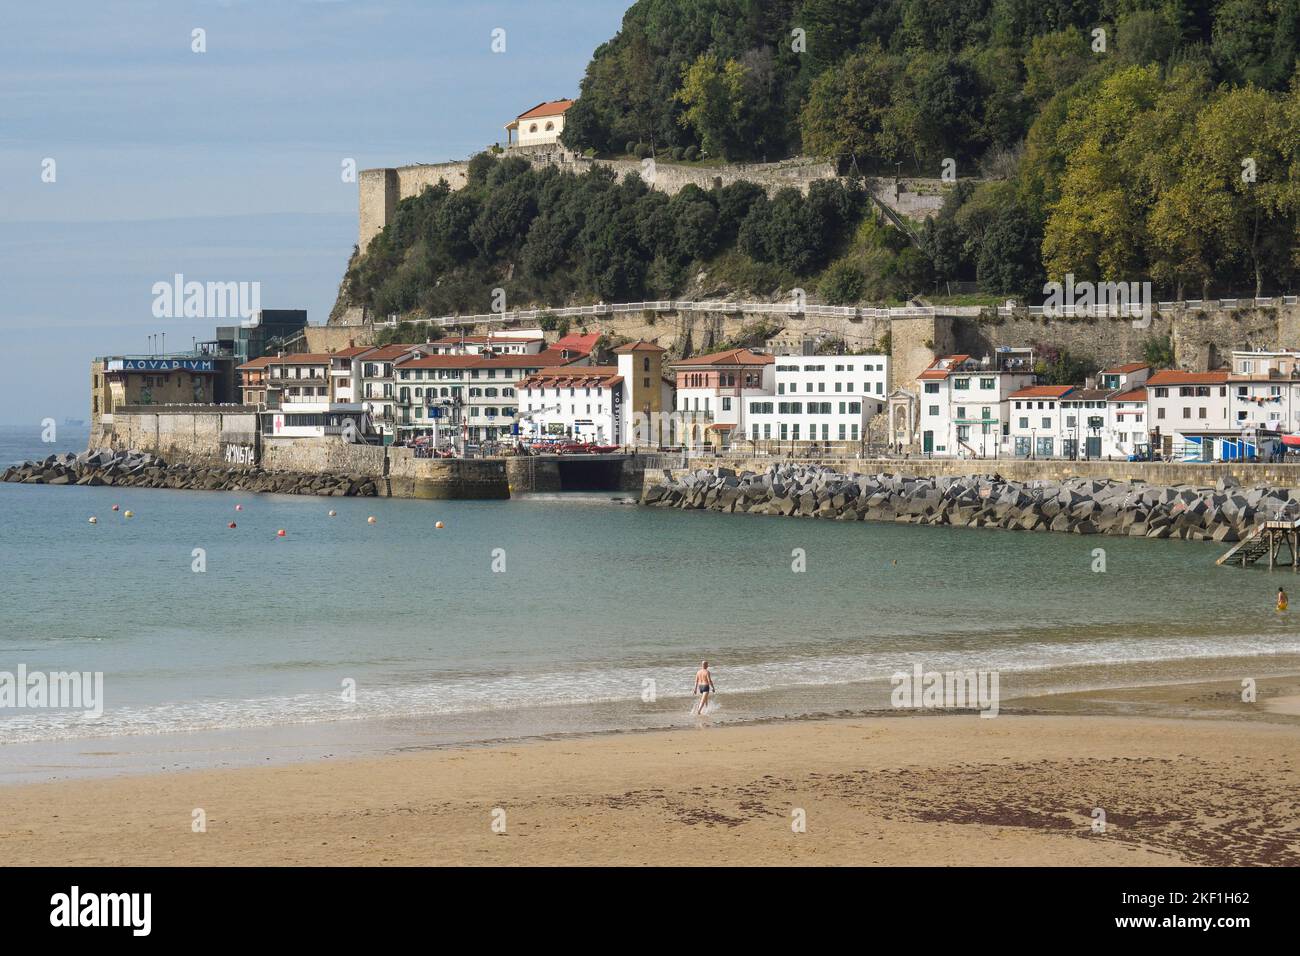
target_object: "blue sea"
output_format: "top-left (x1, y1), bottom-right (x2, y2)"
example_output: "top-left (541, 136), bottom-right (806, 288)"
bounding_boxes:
top-left (2, 424), bottom-right (1298, 782)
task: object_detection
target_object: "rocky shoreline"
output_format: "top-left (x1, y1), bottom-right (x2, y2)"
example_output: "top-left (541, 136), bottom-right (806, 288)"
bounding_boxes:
top-left (2, 449), bottom-right (380, 497)
top-left (641, 464), bottom-right (1300, 541)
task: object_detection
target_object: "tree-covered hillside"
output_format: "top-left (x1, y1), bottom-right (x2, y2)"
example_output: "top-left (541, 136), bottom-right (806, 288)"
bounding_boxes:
top-left (345, 154), bottom-right (885, 317)
top-left (343, 0), bottom-right (1300, 319)
top-left (560, 0), bottom-right (1300, 298)
top-left (564, 0), bottom-right (1298, 170)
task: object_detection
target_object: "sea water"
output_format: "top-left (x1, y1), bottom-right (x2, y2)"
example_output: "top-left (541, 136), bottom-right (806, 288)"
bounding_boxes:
top-left (2, 425), bottom-right (1297, 780)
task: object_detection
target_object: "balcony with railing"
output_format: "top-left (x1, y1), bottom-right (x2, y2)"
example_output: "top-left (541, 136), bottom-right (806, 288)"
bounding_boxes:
top-left (270, 373), bottom-right (327, 386)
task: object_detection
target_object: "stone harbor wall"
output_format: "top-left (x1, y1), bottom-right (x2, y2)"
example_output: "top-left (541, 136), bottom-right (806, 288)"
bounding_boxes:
top-left (90, 407), bottom-right (259, 468)
top-left (262, 439), bottom-right (509, 498)
top-left (641, 462), bottom-right (1300, 542)
top-left (8, 440), bottom-right (509, 500)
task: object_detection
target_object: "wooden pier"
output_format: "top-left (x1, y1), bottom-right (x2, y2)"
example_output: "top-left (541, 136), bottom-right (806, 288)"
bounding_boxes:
top-left (1217, 518), bottom-right (1300, 569)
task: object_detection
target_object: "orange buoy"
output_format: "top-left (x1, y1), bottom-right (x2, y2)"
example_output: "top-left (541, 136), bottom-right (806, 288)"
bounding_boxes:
top-left (435, 521), bottom-right (444, 529)
top-left (228, 522), bottom-right (237, 529)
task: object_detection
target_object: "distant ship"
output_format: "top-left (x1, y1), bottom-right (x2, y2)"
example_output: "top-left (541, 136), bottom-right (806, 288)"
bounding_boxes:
top-left (63, 418), bottom-right (86, 428)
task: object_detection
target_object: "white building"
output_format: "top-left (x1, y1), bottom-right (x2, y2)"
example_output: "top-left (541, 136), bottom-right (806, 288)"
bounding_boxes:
top-left (425, 332), bottom-right (546, 356)
top-left (916, 350), bottom-right (1036, 457)
top-left (744, 354), bottom-right (888, 448)
top-left (1057, 387), bottom-right (1115, 459)
top-left (329, 345), bottom-right (371, 403)
top-left (1145, 370), bottom-right (1232, 460)
top-left (505, 100), bottom-right (573, 148)
top-left (355, 344), bottom-right (424, 437)
top-left (261, 353), bottom-right (369, 440)
top-left (1099, 361), bottom-right (1150, 393)
top-left (518, 366), bottom-right (624, 444)
top-left (1228, 349), bottom-right (1300, 434)
top-left (1105, 385), bottom-right (1150, 458)
top-left (1007, 385), bottom-right (1076, 458)
top-left (393, 351), bottom-right (580, 444)
top-left (669, 348), bottom-right (775, 450)
top-left (517, 342), bottom-right (675, 447)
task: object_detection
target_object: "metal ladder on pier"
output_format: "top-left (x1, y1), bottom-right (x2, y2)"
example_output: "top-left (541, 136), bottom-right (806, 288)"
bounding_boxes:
top-left (1217, 519), bottom-right (1300, 569)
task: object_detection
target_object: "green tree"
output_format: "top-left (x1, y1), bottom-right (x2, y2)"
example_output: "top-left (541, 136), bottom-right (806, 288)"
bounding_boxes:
top-left (1023, 29), bottom-right (1094, 104)
top-left (798, 45), bottom-right (900, 163)
top-left (674, 53), bottom-right (751, 160)
top-left (819, 260), bottom-right (866, 304)
top-left (977, 203), bottom-right (1043, 295)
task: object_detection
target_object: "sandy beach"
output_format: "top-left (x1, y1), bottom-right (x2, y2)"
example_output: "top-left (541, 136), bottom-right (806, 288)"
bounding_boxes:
top-left (2, 675), bottom-right (1299, 866)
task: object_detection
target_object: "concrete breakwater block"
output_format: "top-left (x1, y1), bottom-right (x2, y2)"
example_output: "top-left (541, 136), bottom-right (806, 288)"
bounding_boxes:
top-left (640, 463), bottom-right (1300, 541)
top-left (2, 449), bottom-right (379, 498)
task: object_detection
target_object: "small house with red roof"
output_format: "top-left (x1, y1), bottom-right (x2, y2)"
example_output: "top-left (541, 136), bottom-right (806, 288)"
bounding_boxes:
top-left (544, 332), bottom-right (601, 361)
top-left (506, 100), bottom-right (574, 148)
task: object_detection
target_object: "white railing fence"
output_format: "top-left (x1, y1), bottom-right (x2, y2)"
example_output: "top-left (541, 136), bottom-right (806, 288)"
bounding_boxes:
top-left (379, 295), bottom-right (1299, 330)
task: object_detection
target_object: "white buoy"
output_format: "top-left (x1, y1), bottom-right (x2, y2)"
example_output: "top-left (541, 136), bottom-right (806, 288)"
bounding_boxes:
top-left (367, 516), bottom-right (377, 525)
top-left (88, 516), bottom-right (97, 524)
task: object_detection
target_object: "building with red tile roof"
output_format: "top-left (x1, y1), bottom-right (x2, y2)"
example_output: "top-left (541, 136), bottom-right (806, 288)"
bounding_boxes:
top-left (505, 99), bottom-right (574, 148)
top-left (515, 343), bottom-right (677, 448)
top-left (913, 349), bottom-right (1037, 457)
top-left (667, 348), bottom-right (775, 450)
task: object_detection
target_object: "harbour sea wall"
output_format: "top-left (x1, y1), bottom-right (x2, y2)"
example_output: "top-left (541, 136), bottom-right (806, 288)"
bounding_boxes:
top-left (641, 461), bottom-right (1300, 542)
top-left (87, 408), bottom-right (509, 499)
top-left (91, 406), bottom-right (259, 468)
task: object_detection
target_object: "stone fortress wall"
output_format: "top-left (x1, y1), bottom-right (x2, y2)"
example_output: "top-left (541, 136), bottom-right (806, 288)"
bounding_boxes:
top-left (357, 145), bottom-right (945, 251)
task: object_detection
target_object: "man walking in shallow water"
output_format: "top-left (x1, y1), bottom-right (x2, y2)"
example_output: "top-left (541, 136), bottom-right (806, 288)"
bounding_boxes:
top-left (693, 661), bottom-right (715, 715)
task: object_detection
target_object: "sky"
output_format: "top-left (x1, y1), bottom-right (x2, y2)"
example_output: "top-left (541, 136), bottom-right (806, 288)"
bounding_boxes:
top-left (0, 0), bottom-right (628, 424)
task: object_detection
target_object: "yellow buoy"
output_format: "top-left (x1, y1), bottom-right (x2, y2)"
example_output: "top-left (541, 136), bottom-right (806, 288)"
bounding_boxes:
top-left (123, 510), bottom-right (134, 518)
